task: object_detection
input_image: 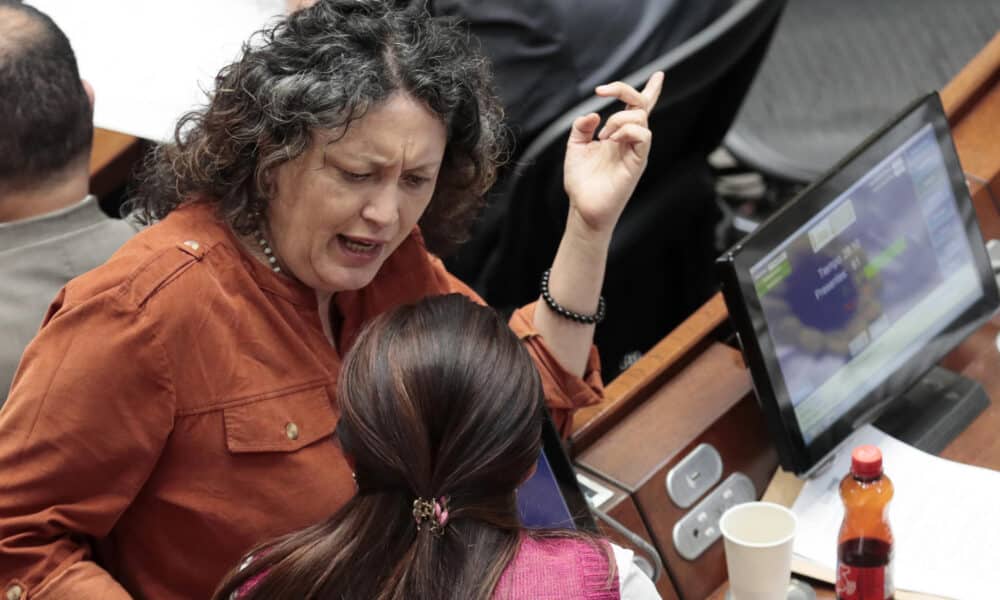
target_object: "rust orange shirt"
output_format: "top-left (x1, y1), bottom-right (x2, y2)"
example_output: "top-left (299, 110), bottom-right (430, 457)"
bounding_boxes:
top-left (0, 203), bottom-right (603, 600)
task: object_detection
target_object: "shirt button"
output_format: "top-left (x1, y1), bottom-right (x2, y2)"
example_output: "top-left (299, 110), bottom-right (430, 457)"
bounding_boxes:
top-left (183, 240), bottom-right (200, 251)
top-left (6, 584), bottom-right (23, 600)
top-left (285, 422), bottom-right (299, 440)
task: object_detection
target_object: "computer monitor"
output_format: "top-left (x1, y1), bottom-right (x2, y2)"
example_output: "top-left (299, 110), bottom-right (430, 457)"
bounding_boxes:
top-left (517, 412), bottom-right (598, 531)
top-left (716, 93), bottom-right (999, 475)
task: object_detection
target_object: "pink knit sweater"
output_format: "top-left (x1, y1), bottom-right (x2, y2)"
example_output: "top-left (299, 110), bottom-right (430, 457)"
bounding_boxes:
top-left (492, 536), bottom-right (620, 599)
top-left (235, 536), bottom-right (619, 599)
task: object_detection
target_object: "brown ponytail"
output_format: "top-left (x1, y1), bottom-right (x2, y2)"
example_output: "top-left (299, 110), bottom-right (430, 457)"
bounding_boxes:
top-left (213, 295), bottom-right (548, 600)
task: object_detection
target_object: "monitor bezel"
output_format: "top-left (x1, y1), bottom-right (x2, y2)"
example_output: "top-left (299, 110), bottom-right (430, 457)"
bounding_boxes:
top-left (716, 92), bottom-right (999, 475)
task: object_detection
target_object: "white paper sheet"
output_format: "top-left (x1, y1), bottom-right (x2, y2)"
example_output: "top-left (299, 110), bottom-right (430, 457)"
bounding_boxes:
top-left (30, 1), bottom-right (286, 141)
top-left (791, 425), bottom-right (1000, 600)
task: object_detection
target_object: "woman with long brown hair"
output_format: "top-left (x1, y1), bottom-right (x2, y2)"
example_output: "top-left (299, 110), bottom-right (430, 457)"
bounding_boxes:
top-left (214, 294), bottom-right (659, 600)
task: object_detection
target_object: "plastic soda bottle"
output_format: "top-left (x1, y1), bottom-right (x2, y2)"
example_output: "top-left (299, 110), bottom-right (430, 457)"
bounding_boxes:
top-left (836, 445), bottom-right (894, 600)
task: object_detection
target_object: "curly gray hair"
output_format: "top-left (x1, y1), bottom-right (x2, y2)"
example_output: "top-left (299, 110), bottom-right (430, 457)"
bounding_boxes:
top-left (130, 0), bottom-right (507, 255)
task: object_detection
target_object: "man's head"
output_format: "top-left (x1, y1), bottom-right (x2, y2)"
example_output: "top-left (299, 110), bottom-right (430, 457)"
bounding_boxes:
top-left (0, 1), bottom-right (93, 195)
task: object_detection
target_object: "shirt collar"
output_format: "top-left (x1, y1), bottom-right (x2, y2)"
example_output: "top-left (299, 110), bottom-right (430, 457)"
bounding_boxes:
top-left (0, 195), bottom-right (106, 253)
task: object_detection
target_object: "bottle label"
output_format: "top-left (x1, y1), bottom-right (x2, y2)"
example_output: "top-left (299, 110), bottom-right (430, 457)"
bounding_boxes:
top-left (836, 563), bottom-right (894, 600)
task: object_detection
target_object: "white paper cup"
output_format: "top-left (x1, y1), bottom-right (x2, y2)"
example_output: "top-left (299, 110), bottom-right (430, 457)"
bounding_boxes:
top-left (719, 501), bottom-right (797, 600)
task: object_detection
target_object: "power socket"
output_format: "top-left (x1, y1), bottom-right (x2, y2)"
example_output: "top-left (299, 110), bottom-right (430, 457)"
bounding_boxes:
top-left (671, 472), bottom-right (756, 560)
top-left (665, 443), bottom-right (723, 509)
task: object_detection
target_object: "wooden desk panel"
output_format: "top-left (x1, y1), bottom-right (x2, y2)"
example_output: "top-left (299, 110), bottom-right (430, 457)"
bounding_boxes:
top-left (89, 128), bottom-right (142, 199)
top-left (943, 33), bottom-right (1000, 240)
top-left (577, 343), bottom-right (779, 600)
top-left (571, 294), bottom-right (730, 455)
top-left (582, 473), bottom-right (682, 600)
top-left (578, 343), bottom-right (752, 487)
top-left (940, 315), bottom-right (1000, 470)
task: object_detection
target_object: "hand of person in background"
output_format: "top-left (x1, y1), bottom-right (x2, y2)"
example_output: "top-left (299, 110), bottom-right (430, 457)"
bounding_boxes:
top-left (563, 71), bottom-right (664, 241)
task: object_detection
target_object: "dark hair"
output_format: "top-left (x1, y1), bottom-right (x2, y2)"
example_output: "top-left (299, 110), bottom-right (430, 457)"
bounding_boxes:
top-left (130, 0), bottom-right (506, 255)
top-left (0, 1), bottom-right (92, 190)
top-left (213, 294), bottom-right (598, 600)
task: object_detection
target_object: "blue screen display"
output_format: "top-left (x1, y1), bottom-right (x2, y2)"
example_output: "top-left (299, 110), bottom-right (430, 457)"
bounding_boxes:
top-left (748, 124), bottom-right (982, 443)
top-left (516, 450), bottom-right (576, 529)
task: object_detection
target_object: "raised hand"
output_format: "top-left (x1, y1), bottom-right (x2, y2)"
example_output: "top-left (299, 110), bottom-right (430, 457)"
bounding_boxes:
top-left (562, 71), bottom-right (664, 239)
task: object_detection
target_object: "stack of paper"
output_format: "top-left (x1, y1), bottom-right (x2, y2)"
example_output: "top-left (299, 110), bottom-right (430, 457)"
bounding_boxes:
top-left (791, 425), bottom-right (1000, 600)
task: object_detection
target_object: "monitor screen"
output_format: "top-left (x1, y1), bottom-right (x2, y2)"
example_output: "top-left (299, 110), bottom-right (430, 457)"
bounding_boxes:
top-left (717, 93), bottom-right (999, 474)
top-left (517, 413), bottom-right (597, 531)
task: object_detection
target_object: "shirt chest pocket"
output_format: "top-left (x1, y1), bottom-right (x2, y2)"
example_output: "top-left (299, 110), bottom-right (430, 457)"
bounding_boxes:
top-left (223, 385), bottom-right (338, 453)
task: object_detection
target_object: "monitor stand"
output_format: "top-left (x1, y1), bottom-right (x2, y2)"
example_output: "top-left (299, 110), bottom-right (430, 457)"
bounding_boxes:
top-left (872, 365), bottom-right (990, 455)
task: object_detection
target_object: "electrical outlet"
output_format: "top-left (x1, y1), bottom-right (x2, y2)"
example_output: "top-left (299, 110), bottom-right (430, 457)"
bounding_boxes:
top-left (671, 472), bottom-right (755, 560)
top-left (665, 443), bottom-right (723, 509)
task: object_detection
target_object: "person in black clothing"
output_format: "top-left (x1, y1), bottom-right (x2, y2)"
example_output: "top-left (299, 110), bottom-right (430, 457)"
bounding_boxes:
top-left (430, 0), bottom-right (732, 153)
top-left (291, 0), bottom-right (732, 154)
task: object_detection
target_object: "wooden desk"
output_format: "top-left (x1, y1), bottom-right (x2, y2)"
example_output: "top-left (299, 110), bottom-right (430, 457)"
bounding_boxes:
top-left (89, 128), bottom-right (142, 199)
top-left (574, 32), bottom-right (1000, 600)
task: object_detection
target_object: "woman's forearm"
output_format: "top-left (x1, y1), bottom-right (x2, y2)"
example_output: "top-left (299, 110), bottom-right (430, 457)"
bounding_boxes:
top-left (531, 209), bottom-right (612, 376)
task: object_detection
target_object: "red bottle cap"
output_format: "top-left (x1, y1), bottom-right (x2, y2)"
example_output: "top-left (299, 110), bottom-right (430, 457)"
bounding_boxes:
top-left (851, 445), bottom-right (883, 478)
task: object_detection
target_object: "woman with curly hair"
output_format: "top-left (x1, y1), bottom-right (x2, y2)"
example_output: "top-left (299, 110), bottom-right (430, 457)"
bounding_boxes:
top-left (215, 294), bottom-right (659, 599)
top-left (0, 1), bottom-right (661, 598)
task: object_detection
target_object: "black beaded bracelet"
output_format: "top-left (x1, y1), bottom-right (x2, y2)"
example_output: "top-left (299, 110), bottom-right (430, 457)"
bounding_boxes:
top-left (540, 269), bottom-right (606, 325)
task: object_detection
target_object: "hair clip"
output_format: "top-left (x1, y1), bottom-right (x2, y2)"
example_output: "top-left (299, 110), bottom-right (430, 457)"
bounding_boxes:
top-left (413, 496), bottom-right (449, 536)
